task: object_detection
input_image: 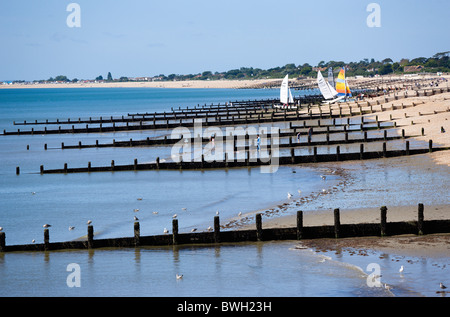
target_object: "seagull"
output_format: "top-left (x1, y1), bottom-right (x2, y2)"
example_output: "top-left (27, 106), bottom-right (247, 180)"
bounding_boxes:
top-left (68, 226), bottom-right (75, 231)
top-left (133, 209), bottom-right (139, 212)
top-left (32, 239), bottom-right (35, 243)
top-left (216, 210), bottom-right (220, 215)
top-left (384, 283), bottom-right (393, 291)
top-left (322, 189), bottom-right (327, 193)
top-left (134, 216), bottom-right (139, 221)
top-left (152, 211), bottom-right (159, 214)
top-left (440, 283), bottom-right (447, 289)
top-left (297, 189), bottom-right (302, 195)
top-left (87, 220), bottom-right (92, 225)
top-left (207, 226), bottom-right (213, 231)
top-left (172, 214), bottom-right (177, 219)
top-left (191, 228), bottom-right (197, 232)
top-left (287, 192), bottom-right (293, 199)
top-left (181, 207), bottom-right (187, 211)
top-left (399, 265), bottom-right (404, 273)
top-left (0, 227), bottom-right (3, 232)
top-left (238, 212), bottom-right (242, 217)
top-left (321, 175), bottom-right (326, 180)
top-left (31, 192), bottom-right (36, 195)
top-left (176, 274), bottom-right (183, 280)
top-left (137, 198), bottom-right (143, 201)
top-left (43, 224), bottom-right (51, 228)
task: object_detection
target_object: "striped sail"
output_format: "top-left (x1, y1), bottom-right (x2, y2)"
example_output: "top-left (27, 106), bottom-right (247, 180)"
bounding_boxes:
top-left (336, 67), bottom-right (351, 97)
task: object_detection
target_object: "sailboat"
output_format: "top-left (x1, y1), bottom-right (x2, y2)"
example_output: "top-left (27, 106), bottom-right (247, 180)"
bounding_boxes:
top-left (279, 74), bottom-right (294, 108)
top-left (335, 67), bottom-right (352, 100)
top-left (317, 70), bottom-right (343, 104)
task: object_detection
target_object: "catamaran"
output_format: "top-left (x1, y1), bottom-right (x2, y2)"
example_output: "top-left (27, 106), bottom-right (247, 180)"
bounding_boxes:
top-left (317, 67), bottom-right (352, 104)
top-left (278, 74), bottom-right (295, 108)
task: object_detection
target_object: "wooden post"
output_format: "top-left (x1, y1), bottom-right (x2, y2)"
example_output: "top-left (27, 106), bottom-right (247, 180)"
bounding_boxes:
top-left (172, 219), bottom-right (178, 245)
top-left (64, 163), bottom-right (68, 173)
top-left (429, 140), bottom-right (433, 153)
top-left (336, 146), bottom-right (340, 161)
top-left (87, 225), bottom-right (94, 248)
top-left (16, 166), bottom-right (20, 175)
top-left (334, 208), bottom-right (340, 238)
top-left (156, 157), bottom-right (160, 169)
top-left (134, 221), bottom-right (140, 246)
top-left (383, 142), bottom-right (387, 157)
top-left (297, 210), bottom-right (303, 240)
top-left (418, 203), bottom-right (424, 235)
top-left (214, 216), bottom-right (220, 243)
top-left (0, 232), bottom-right (5, 252)
top-left (405, 141), bottom-right (410, 155)
top-left (313, 147), bottom-right (317, 163)
top-left (44, 228), bottom-right (50, 251)
top-left (111, 160), bottom-right (115, 171)
top-left (380, 206), bottom-right (387, 237)
top-left (360, 144), bottom-right (364, 160)
top-left (134, 158), bottom-right (138, 171)
top-left (256, 213), bottom-right (263, 241)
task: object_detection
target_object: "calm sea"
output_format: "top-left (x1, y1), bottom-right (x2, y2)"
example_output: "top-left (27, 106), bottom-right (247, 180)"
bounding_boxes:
top-left (0, 88), bottom-right (448, 298)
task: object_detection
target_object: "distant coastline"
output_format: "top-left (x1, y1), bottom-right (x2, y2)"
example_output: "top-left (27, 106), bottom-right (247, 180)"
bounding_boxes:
top-left (0, 79), bottom-right (282, 90)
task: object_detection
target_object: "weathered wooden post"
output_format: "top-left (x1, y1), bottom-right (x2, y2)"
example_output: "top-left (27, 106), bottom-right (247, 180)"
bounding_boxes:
top-left (87, 225), bottom-right (94, 249)
top-left (134, 221), bottom-right (140, 246)
top-left (0, 231), bottom-right (5, 252)
top-left (172, 218), bottom-right (178, 245)
top-left (40, 165), bottom-right (44, 174)
top-left (256, 213), bottom-right (263, 241)
top-left (297, 210), bottom-right (303, 240)
top-left (16, 166), bottom-right (20, 175)
top-left (44, 228), bottom-right (50, 251)
top-left (383, 142), bottom-right (387, 157)
top-left (313, 147), bottom-right (317, 163)
top-left (360, 144), bottom-right (364, 160)
top-left (334, 208), bottom-right (341, 238)
top-left (418, 203), bottom-right (424, 235)
top-left (214, 216), bottom-right (220, 243)
top-left (405, 141), bottom-right (410, 155)
top-left (134, 158), bottom-right (138, 171)
top-left (64, 163), bottom-right (68, 173)
top-left (380, 206), bottom-right (387, 237)
top-left (111, 160), bottom-right (115, 171)
top-left (336, 146), bottom-right (340, 161)
top-left (429, 140), bottom-right (433, 153)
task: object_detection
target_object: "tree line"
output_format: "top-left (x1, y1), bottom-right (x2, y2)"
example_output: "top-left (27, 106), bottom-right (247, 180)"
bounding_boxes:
top-left (32, 52), bottom-right (450, 84)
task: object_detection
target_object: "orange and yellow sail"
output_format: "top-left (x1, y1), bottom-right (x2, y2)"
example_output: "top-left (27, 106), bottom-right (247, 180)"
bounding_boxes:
top-left (336, 67), bottom-right (351, 97)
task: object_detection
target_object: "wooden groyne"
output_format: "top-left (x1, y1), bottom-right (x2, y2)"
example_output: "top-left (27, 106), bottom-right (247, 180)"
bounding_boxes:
top-left (1, 204), bottom-right (449, 253)
top-left (38, 139), bottom-right (446, 174)
top-left (3, 86), bottom-right (449, 136)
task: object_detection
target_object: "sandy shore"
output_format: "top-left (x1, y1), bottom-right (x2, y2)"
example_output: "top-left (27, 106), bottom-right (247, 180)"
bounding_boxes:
top-left (0, 79), bottom-right (281, 90)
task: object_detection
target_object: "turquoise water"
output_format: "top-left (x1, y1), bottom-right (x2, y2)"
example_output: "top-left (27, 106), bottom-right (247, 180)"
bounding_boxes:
top-left (0, 88), bottom-right (448, 297)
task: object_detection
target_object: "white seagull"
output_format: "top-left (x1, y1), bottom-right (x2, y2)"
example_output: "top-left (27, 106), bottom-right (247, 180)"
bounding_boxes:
top-left (238, 212), bottom-right (242, 217)
top-left (133, 209), bottom-right (139, 212)
top-left (440, 283), bottom-right (447, 290)
top-left (399, 265), bottom-right (404, 273)
top-left (152, 211), bottom-right (159, 214)
top-left (207, 226), bottom-right (213, 231)
top-left (134, 216), bottom-right (139, 221)
top-left (0, 227), bottom-right (3, 232)
top-left (181, 207), bottom-right (187, 211)
top-left (68, 226), bottom-right (75, 231)
top-left (163, 228), bottom-right (169, 234)
top-left (172, 214), bottom-right (177, 219)
top-left (43, 224), bottom-right (51, 228)
top-left (287, 192), bottom-right (293, 199)
top-left (32, 239), bottom-right (35, 243)
top-left (216, 210), bottom-right (220, 215)
top-left (87, 220), bottom-right (92, 225)
top-left (191, 228), bottom-right (197, 232)
top-left (176, 274), bottom-right (183, 280)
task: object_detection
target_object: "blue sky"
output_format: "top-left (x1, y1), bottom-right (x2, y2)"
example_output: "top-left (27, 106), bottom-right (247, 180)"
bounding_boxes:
top-left (1, 0), bottom-right (449, 81)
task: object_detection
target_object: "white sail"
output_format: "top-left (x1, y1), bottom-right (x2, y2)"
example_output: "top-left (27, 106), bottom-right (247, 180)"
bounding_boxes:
top-left (317, 71), bottom-right (336, 100)
top-left (280, 75), bottom-right (294, 104)
top-left (327, 81), bottom-right (338, 96)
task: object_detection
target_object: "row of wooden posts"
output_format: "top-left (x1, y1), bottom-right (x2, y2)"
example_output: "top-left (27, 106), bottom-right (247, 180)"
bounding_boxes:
top-left (2, 203), bottom-right (447, 253)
